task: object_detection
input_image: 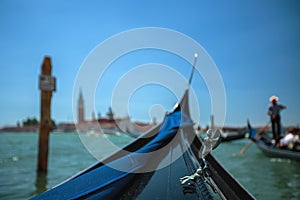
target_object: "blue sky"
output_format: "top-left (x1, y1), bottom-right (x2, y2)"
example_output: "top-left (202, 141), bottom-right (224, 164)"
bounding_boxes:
top-left (0, 0), bottom-right (299, 127)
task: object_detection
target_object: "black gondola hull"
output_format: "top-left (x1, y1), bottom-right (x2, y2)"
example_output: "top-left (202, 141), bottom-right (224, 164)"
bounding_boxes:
top-left (254, 139), bottom-right (300, 162)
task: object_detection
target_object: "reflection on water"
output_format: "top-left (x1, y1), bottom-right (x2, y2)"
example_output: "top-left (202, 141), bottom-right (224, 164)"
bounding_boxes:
top-left (32, 172), bottom-right (47, 196)
top-left (269, 158), bottom-right (300, 199)
top-left (35, 172), bottom-right (48, 194)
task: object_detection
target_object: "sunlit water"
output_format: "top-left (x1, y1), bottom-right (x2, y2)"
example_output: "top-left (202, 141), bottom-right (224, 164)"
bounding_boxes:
top-left (0, 132), bottom-right (299, 200)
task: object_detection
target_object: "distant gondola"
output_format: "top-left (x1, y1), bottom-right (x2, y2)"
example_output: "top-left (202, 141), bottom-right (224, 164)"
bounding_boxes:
top-left (220, 130), bottom-right (246, 142)
top-left (248, 122), bottom-right (300, 162)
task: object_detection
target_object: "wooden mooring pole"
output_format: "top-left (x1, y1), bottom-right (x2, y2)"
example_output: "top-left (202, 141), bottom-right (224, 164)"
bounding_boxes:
top-left (37, 56), bottom-right (56, 174)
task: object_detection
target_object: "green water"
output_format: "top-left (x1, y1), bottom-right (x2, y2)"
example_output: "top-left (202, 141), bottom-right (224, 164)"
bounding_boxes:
top-left (213, 139), bottom-right (300, 200)
top-left (0, 132), bottom-right (299, 200)
top-left (0, 132), bottom-right (132, 200)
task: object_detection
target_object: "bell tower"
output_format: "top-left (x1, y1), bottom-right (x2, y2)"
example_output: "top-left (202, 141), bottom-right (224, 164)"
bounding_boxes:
top-left (78, 89), bottom-right (85, 123)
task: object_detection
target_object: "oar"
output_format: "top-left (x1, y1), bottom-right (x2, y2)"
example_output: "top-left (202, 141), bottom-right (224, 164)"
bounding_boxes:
top-left (239, 121), bottom-right (270, 155)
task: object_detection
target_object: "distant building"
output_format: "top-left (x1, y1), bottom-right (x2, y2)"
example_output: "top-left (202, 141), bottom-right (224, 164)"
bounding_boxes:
top-left (56, 123), bottom-right (76, 133)
top-left (0, 125), bottom-right (39, 132)
top-left (78, 89), bottom-right (85, 123)
top-left (73, 89), bottom-right (155, 135)
top-left (0, 89), bottom-right (155, 134)
top-left (106, 107), bottom-right (114, 121)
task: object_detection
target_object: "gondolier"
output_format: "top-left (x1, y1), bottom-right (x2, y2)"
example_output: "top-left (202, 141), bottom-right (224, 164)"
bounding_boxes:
top-left (267, 95), bottom-right (286, 143)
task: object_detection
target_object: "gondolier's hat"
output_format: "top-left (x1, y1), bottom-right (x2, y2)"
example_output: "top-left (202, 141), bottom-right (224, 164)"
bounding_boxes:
top-left (269, 95), bottom-right (279, 102)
